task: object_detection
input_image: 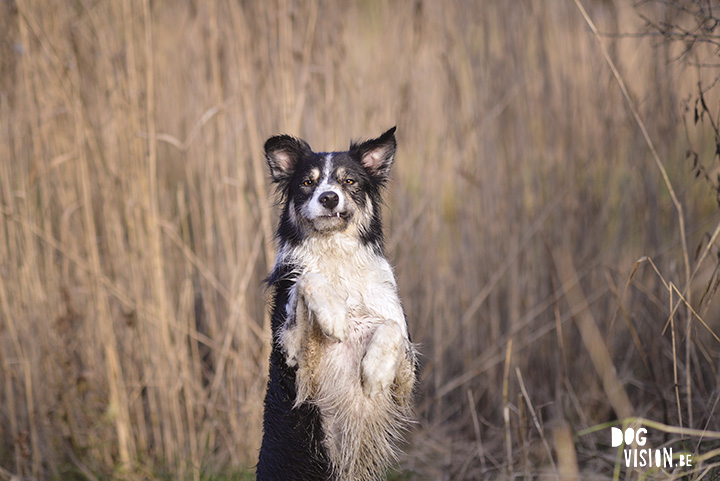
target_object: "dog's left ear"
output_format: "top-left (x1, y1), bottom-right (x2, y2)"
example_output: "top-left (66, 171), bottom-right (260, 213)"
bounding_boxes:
top-left (351, 127), bottom-right (397, 178)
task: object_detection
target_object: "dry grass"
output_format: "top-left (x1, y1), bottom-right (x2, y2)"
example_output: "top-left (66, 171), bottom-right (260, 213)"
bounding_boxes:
top-left (1, 0), bottom-right (720, 479)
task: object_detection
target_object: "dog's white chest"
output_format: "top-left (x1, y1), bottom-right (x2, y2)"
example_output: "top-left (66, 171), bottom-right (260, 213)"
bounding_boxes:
top-left (324, 259), bottom-right (405, 335)
top-left (282, 235), bottom-right (407, 335)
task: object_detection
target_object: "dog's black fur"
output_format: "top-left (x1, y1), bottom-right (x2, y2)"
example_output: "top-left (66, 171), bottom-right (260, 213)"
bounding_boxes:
top-left (257, 264), bottom-right (330, 480)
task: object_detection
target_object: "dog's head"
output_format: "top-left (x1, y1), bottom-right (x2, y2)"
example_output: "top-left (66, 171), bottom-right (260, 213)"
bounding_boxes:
top-left (265, 127), bottom-right (396, 246)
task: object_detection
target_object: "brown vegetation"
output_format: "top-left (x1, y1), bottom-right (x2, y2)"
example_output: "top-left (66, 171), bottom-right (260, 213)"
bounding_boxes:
top-left (1, 0), bottom-right (719, 479)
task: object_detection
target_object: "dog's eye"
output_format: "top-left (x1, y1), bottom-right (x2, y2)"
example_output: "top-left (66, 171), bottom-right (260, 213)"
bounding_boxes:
top-left (302, 179), bottom-right (314, 187)
top-left (344, 179), bottom-right (355, 185)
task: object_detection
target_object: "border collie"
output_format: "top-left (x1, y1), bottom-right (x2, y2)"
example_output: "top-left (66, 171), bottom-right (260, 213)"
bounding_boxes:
top-left (256, 127), bottom-right (416, 481)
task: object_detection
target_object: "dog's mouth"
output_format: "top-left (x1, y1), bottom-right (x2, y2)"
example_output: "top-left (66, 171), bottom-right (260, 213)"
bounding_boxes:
top-left (320, 211), bottom-right (348, 219)
top-left (310, 210), bottom-right (352, 232)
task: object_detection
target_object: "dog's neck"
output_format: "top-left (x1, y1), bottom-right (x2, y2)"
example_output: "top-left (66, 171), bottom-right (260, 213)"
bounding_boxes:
top-left (274, 231), bottom-right (384, 284)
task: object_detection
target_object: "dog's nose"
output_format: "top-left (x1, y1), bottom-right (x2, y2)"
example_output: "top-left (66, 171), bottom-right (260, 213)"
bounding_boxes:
top-left (319, 191), bottom-right (339, 210)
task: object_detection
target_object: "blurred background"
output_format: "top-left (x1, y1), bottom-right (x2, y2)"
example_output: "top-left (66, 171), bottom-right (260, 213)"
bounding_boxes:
top-left (2, 0), bottom-right (720, 479)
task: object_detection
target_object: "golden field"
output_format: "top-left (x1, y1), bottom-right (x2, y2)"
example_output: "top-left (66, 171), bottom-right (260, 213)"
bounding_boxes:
top-left (1, 0), bottom-right (720, 479)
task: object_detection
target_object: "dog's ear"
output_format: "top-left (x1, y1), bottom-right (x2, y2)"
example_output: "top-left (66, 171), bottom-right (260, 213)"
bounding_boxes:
top-left (351, 126), bottom-right (397, 179)
top-left (264, 135), bottom-right (312, 183)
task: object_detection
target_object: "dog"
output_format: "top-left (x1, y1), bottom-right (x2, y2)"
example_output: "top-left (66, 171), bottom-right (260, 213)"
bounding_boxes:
top-left (256, 127), bottom-right (417, 481)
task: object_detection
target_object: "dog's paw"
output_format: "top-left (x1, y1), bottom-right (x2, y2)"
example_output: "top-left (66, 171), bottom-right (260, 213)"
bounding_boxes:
top-left (298, 273), bottom-right (348, 342)
top-left (362, 320), bottom-right (404, 398)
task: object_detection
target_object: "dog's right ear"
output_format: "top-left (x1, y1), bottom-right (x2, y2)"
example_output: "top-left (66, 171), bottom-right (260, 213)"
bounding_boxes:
top-left (264, 135), bottom-right (312, 184)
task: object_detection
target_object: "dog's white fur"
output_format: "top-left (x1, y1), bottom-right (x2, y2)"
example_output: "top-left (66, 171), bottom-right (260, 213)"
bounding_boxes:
top-left (276, 232), bottom-right (415, 481)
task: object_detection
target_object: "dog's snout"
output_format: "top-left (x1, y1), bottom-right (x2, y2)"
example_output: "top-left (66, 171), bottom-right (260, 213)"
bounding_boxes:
top-left (319, 191), bottom-right (339, 210)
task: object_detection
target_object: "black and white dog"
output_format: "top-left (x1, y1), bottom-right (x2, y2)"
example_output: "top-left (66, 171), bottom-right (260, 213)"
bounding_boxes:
top-left (257, 127), bottom-right (416, 481)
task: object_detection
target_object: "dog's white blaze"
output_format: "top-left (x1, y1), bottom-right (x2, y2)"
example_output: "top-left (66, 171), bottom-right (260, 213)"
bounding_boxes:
top-left (323, 153), bottom-right (333, 179)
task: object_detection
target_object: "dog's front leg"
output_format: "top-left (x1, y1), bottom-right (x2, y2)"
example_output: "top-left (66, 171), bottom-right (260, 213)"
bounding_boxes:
top-left (361, 320), bottom-right (411, 398)
top-left (297, 273), bottom-right (349, 342)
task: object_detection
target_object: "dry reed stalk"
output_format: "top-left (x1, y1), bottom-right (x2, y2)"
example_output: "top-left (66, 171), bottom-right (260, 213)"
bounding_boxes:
top-left (208, 0), bottom-right (224, 172)
top-left (604, 266), bottom-right (651, 372)
top-left (278, 0), bottom-right (293, 124)
top-left (554, 247), bottom-right (634, 420)
top-left (0, 91), bottom-right (23, 477)
top-left (515, 367), bottom-right (557, 477)
top-left (77, 114), bottom-right (134, 468)
top-left (143, 0), bottom-right (190, 468)
top-left (466, 389), bottom-right (487, 473)
top-left (173, 186), bottom-right (201, 480)
top-left (503, 337), bottom-right (514, 477)
top-left (15, 5), bottom-right (42, 475)
top-left (553, 423), bottom-right (579, 481)
top-left (670, 289), bottom-right (684, 439)
top-left (0, 273), bottom-right (23, 476)
top-left (289, 0), bottom-right (319, 134)
top-left (79, 139), bottom-right (127, 466)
